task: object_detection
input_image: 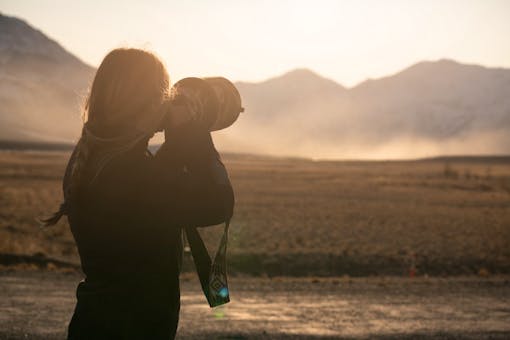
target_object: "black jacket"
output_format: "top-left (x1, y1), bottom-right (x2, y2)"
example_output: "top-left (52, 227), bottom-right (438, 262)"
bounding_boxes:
top-left (66, 124), bottom-right (234, 339)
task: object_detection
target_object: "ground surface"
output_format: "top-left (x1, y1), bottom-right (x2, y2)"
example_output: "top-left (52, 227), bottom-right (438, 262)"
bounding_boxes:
top-left (1, 151), bottom-right (509, 276)
top-left (1, 151), bottom-right (510, 338)
top-left (1, 271), bottom-right (509, 339)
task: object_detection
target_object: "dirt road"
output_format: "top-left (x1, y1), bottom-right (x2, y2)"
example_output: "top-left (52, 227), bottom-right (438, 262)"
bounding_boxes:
top-left (1, 271), bottom-right (509, 339)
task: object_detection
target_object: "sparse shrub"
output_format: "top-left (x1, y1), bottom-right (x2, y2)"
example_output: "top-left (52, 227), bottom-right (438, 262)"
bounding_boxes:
top-left (443, 163), bottom-right (459, 179)
top-left (499, 177), bottom-right (510, 194)
top-left (478, 267), bottom-right (490, 277)
top-left (485, 166), bottom-right (492, 180)
top-left (295, 236), bottom-right (304, 246)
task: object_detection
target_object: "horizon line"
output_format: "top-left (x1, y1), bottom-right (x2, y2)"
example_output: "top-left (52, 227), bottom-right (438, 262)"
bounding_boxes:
top-left (234, 58), bottom-right (510, 89)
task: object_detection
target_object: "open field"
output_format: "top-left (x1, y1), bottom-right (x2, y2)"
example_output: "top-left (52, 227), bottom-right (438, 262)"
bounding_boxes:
top-left (1, 271), bottom-right (510, 339)
top-left (0, 150), bottom-right (509, 276)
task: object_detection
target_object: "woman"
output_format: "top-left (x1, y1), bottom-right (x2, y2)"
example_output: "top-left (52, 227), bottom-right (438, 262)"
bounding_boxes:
top-left (42, 48), bottom-right (234, 339)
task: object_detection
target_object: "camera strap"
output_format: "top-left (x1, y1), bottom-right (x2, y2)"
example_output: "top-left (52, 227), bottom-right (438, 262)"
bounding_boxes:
top-left (185, 221), bottom-right (230, 308)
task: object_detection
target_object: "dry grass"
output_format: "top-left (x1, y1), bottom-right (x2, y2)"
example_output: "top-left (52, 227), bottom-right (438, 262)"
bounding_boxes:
top-left (1, 150), bottom-right (509, 276)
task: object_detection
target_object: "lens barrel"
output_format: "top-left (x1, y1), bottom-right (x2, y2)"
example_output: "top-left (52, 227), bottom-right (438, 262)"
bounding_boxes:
top-left (171, 77), bottom-right (243, 131)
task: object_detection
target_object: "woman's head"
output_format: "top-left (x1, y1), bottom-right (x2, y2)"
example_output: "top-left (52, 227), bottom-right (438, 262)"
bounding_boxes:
top-left (84, 48), bottom-right (170, 136)
top-left (38, 49), bottom-right (170, 227)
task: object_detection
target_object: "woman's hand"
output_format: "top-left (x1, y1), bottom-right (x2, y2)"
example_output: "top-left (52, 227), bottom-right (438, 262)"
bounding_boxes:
top-left (158, 99), bottom-right (194, 133)
top-left (167, 103), bottom-right (193, 130)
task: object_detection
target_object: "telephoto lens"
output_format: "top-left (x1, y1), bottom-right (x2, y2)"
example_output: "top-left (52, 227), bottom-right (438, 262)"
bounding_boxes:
top-left (171, 77), bottom-right (244, 131)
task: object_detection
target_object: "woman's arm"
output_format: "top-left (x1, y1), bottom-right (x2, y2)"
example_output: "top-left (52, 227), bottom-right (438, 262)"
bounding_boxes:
top-left (150, 122), bottom-right (234, 228)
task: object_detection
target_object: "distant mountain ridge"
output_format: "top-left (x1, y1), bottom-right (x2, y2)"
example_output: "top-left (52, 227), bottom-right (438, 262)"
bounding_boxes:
top-left (228, 59), bottom-right (510, 158)
top-left (0, 13), bottom-right (94, 142)
top-left (1, 13), bottom-right (509, 159)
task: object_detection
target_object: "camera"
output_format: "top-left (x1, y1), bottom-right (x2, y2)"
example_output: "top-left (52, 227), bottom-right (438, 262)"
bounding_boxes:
top-left (165, 77), bottom-right (244, 132)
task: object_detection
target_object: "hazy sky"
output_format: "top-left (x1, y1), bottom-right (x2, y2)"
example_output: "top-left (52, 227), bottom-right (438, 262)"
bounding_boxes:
top-left (2, 0), bottom-right (510, 86)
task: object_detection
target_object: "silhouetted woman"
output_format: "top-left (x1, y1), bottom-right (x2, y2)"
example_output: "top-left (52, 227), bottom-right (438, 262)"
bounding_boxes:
top-left (42, 48), bottom-right (234, 339)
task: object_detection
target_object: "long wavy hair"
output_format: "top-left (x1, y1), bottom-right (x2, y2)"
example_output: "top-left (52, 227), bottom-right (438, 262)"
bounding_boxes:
top-left (85, 48), bottom-right (170, 134)
top-left (40, 48), bottom-right (170, 226)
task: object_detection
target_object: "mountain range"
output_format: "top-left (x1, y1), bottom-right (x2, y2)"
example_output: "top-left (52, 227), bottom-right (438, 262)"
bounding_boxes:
top-left (0, 13), bottom-right (94, 142)
top-left (1, 13), bottom-right (509, 159)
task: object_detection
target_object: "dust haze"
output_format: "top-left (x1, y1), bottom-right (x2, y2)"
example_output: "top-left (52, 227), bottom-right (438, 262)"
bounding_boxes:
top-left (214, 129), bottom-right (510, 160)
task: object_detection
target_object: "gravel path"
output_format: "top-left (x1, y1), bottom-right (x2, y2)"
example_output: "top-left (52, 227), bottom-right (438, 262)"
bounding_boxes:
top-left (1, 272), bottom-right (509, 339)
